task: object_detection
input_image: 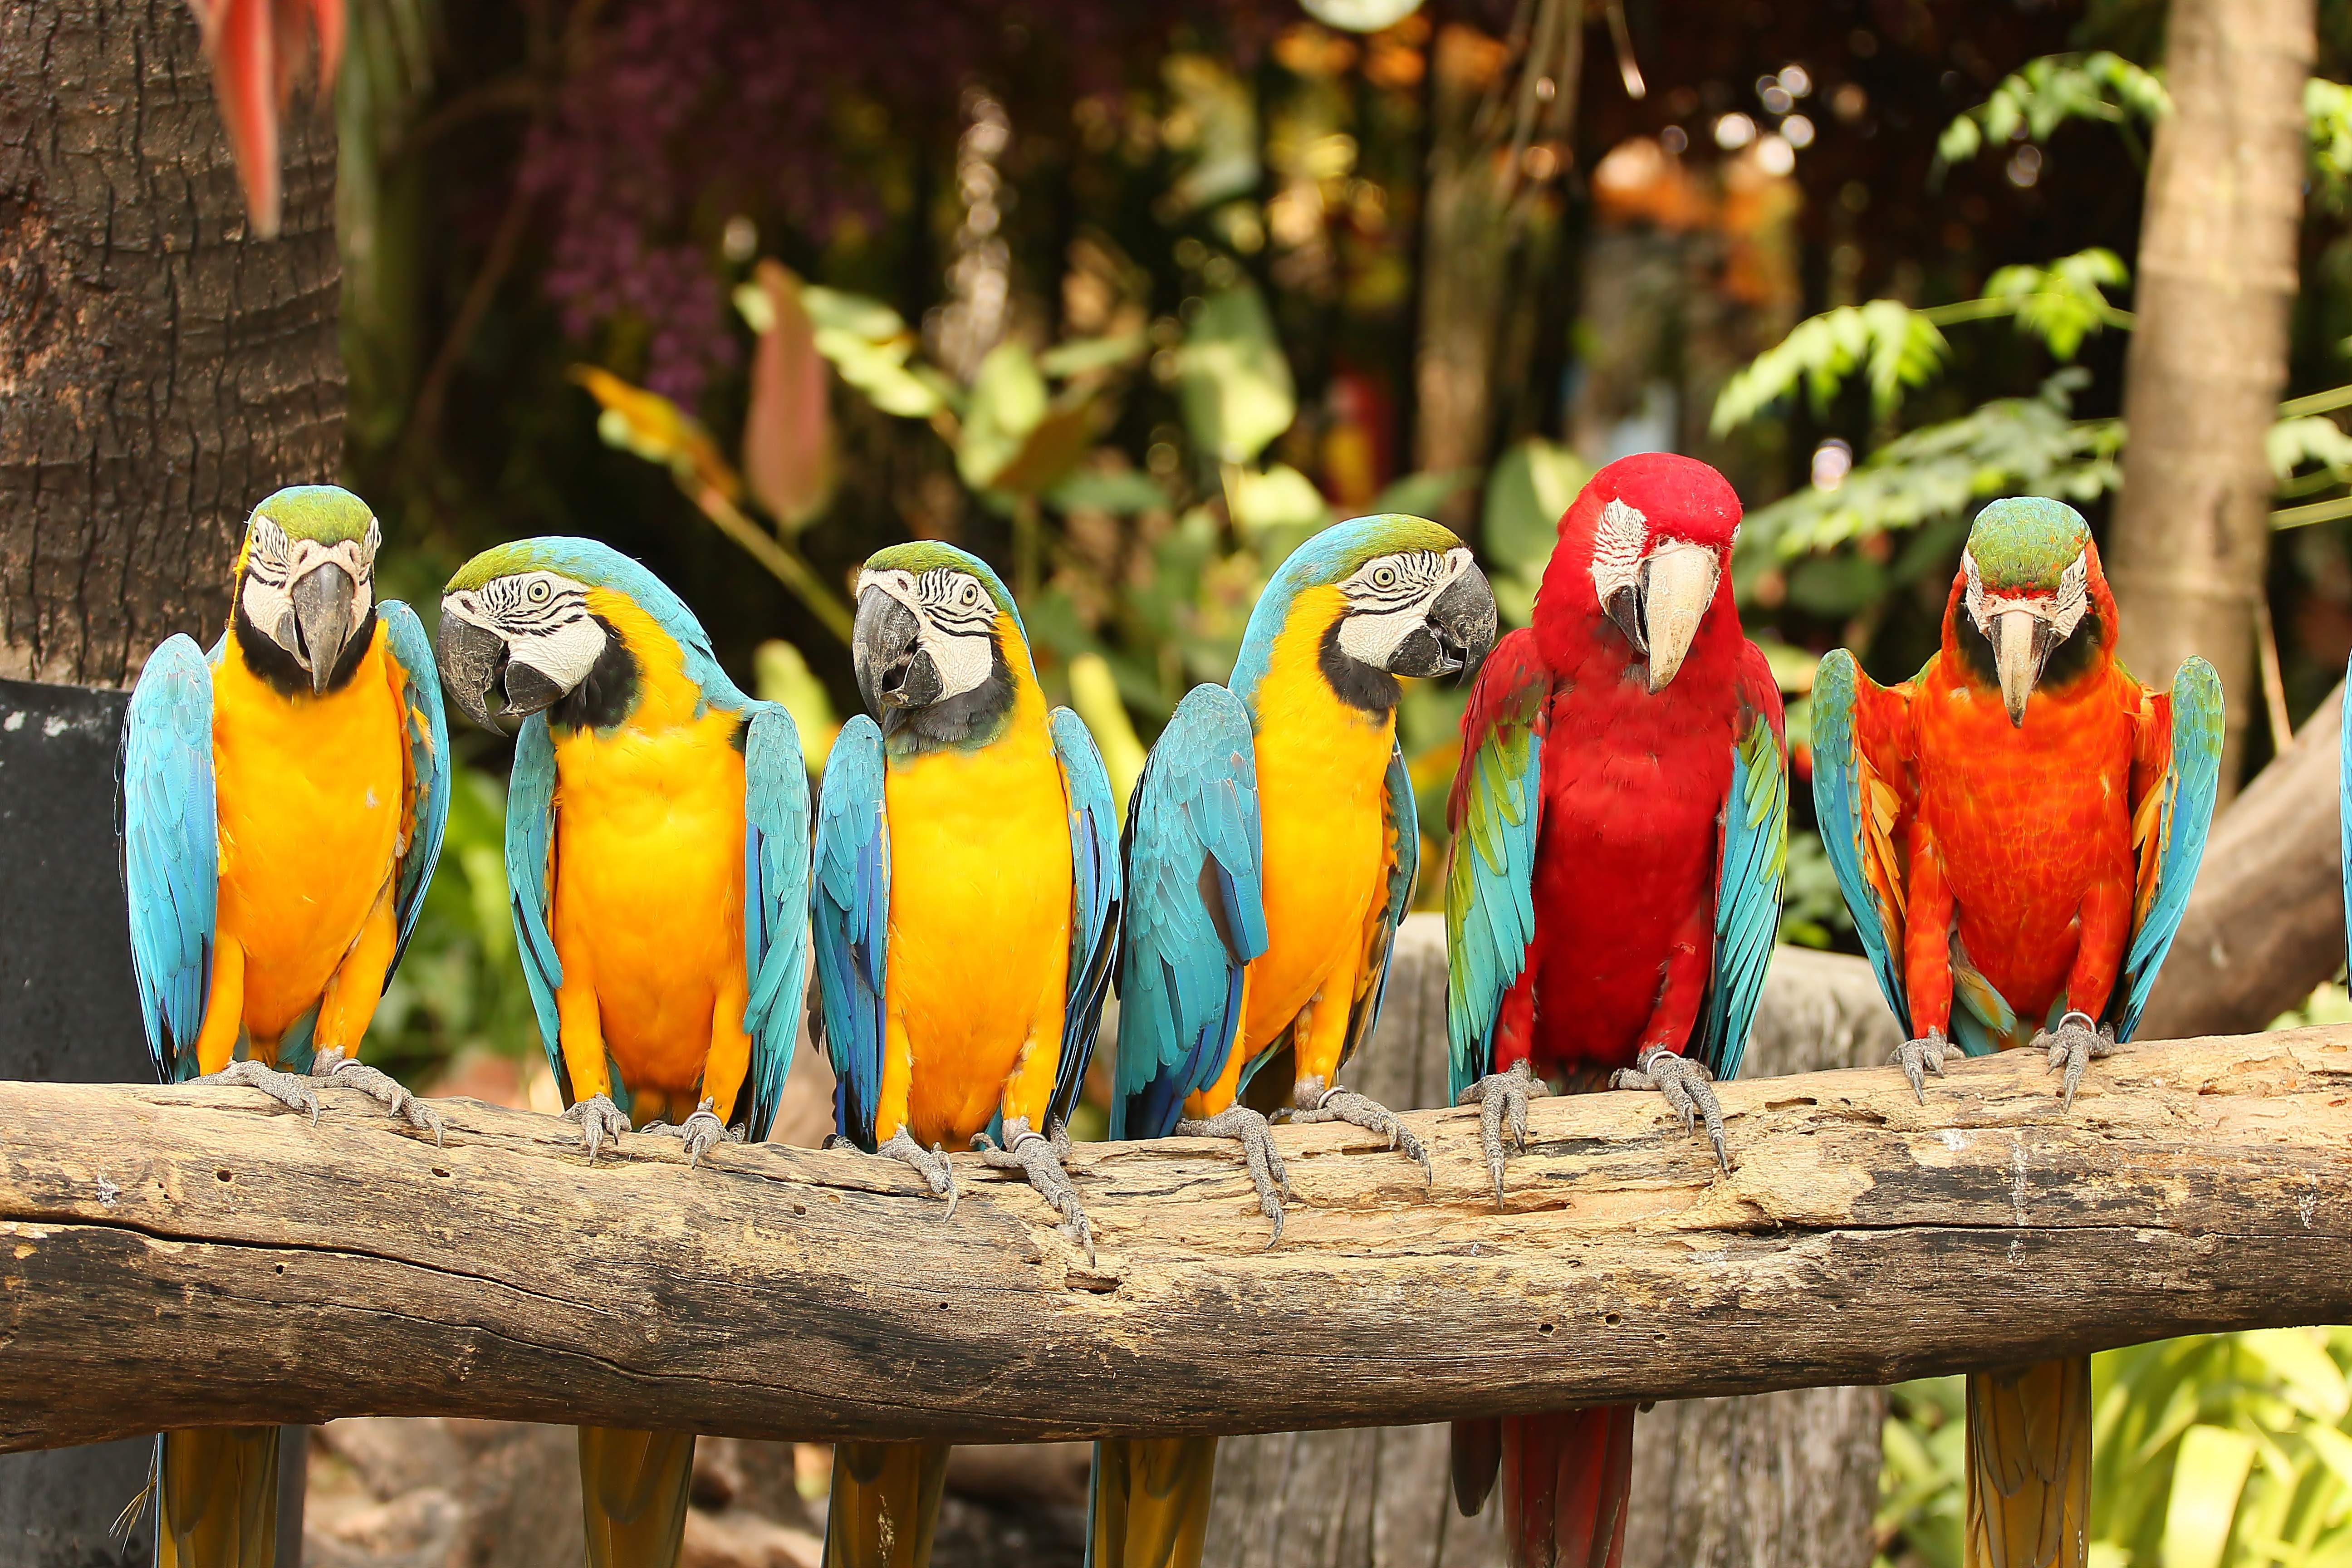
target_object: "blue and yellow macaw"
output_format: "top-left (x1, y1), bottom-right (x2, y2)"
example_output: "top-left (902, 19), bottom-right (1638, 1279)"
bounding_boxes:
top-left (1813, 497), bottom-right (2222, 1568)
top-left (121, 484), bottom-right (451, 1568)
top-left (436, 537), bottom-right (810, 1568)
top-left (1092, 514), bottom-right (1497, 1568)
top-left (811, 540), bottom-right (1120, 1568)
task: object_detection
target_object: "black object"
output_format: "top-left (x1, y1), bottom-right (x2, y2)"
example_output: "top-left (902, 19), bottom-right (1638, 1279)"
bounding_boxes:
top-left (0, 677), bottom-right (305, 1566)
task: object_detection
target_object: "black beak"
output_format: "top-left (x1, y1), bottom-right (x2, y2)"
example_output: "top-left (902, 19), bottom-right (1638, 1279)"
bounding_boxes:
top-left (291, 562), bottom-right (358, 696)
top-left (1387, 565), bottom-right (1501, 678)
top-left (436, 612), bottom-right (514, 734)
top-left (853, 587), bottom-right (940, 720)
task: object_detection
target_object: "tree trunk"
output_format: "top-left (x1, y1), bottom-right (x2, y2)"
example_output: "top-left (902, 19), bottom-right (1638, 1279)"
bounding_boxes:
top-left (0, 0), bottom-right (343, 688)
top-left (2103, 0), bottom-right (2315, 798)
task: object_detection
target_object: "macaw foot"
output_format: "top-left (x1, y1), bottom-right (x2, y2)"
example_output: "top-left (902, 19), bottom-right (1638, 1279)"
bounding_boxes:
top-left (309, 1047), bottom-right (444, 1146)
top-left (1288, 1078), bottom-right (1434, 1189)
top-left (877, 1128), bottom-right (959, 1221)
top-left (974, 1118), bottom-right (1094, 1267)
top-left (187, 1059), bottom-right (321, 1123)
top-left (1892, 1028), bottom-right (1953, 1106)
top-left (1610, 1047), bottom-right (1731, 1176)
top-left (1457, 1059), bottom-right (1550, 1210)
top-left (1174, 1105), bottom-right (1296, 1247)
top-left (2034, 1011), bottom-right (2117, 1112)
top-left (639, 1098), bottom-right (743, 1169)
top-left (564, 1094), bottom-right (631, 1163)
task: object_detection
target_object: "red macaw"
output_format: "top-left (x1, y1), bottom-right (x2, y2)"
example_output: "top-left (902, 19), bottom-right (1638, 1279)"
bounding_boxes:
top-left (1812, 496), bottom-right (2222, 1567)
top-left (1444, 452), bottom-right (1788, 1567)
top-left (183, 0), bottom-right (341, 238)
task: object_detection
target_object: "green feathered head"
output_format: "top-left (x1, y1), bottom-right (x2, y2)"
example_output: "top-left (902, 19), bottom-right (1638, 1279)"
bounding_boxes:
top-left (860, 542), bottom-right (1024, 636)
top-left (1955, 497), bottom-right (2112, 726)
top-left (1964, 497), bottom-right (2093, 594)
top-left (232, 486), bottom-right (385, 697)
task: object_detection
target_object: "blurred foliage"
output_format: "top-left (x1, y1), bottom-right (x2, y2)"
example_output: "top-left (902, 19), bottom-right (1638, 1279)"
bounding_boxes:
top-left (1933, 51), bottom-right (2170, 171)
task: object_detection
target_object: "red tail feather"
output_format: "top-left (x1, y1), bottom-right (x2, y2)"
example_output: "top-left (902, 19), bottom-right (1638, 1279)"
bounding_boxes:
top-left (1500, 1407), bottom-right (1636, 1568)
top-left (181, 0), bottom-right (344, 238)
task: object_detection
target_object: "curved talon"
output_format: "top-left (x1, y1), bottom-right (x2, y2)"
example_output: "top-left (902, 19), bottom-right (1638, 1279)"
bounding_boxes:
top-left (640, 1098), bottom-right (739, 1168)
top-left (1892, 1029), bottom-right (1952, 1106)
top-left (1290, 1087), bottom-right (1435, 1189)
top-left (2032, 1010), bottom-right (2115, 1112)
top-left (310, 1047), bottom-right (444, 1146)
top-left (1611, 1048), bottom-right (1731, 1176)
top-left (878, 1128), bottom-right (959, 1221)
top-left (1459, 1060), bottom-right (1547, 1210)
top-left (974, 1118), bottom-right (1095, 1267)
top-left (1176, 1105), bottom-right (1294, 1246)
top-left (190, 1059), bottom-right (321, 1124)
top-left (563, 1093), bottom-right (631, 1163)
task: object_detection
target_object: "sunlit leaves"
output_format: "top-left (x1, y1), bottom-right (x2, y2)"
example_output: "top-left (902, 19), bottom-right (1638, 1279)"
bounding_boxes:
top-left (1710, 300), bottom-right (1949, 435)
top-left (1982, 248), bottom-right (2132, 359)
top-left (800, 286), bottom-right (949, 418)
top-left (2267, 415), bottom-right (2352, 483)
top-left (1481, 437), bottom-right (1589, 624)
top-left (2310, 79), bottom-right (2352, 210)
top-left (1934, 52), bottom-right (2172, 167)
top-left (1160, 54), bottom-right (1261, 216)
top-left (1226, 462), bottom-right (1330, 532)
top-left (570, 365), bottom-right (744, 500)
top-left (1177, 283), bottom-right (1298, 464)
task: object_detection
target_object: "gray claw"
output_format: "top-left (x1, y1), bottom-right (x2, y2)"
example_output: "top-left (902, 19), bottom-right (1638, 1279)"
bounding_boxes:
top-left (190, 1059), bottom-right (321, 1123)
top-left (1176, 1105), bottom-right (1296, 1246)
top-left (563, 1093), bottom-right (631, 1163)
top-left (2033, 1010), bottom-right (2116, 1112)
top-left (974, 1117), bottom-right (1094, 1266)
top-left (310, 1047), bottom-right (444, 1146)
top-left (1892, 1029), bottom-right (1952, 1106)
top-left (639, 1098), bottom-right (743, 1168)
top-left (1290, 1085), bottom-right (1435, 1189)
top-left (878, 1128), bottom-right (959, 1221)
top-left (1611, 1048), bottom-right (1731, 1176)
top-left (1458, 1059), bottom-right (1548, 1210)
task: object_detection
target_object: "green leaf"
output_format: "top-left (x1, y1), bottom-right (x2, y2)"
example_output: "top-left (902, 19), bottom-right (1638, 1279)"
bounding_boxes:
top-left (799, 285), bottom-right (907, 342)
top-left (2267, 414), bottom-right (2352, 481)
top-left (1178, 284), bottom-right (1298, 464)
top-left (1370, 467), bottom-right (1480, 519)
top-left (1161, 54), bottom-right (1261, 215)
top-left (1710, 301), bottom-right (1950, 435)
top-left (957, 342), bottom-right (1051, 490)
top-left (2161, 1425), bottom-right (2255, 1568)
top-left (1482, 438), bottom-right (1589, 577)
top-left (1982, 248), bottom-right (2131, 359)
top-left (1227, 463), bottom-right (1331, 533)
top-left (811, 328), bottom-right (945, 419)
top-left (1935, 52), bottom-right (2172, 171)
top-left (1037, 332), bottom-right (1149, 378)
top-left (1047, 468), bottom-right (1170, 514)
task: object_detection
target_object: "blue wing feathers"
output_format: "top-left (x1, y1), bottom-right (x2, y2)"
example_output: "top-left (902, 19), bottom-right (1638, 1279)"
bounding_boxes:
top-left (1443, 639), bottom-right (1548, 1106)
top-left (811, 716), bottom-right (889, 1150)
top-left (377, 601), bottom-right (451, 981)
top-left (1050, 707), bottom-right (1122, 1131)
top-left (121, 636), bottom-right (219, 1084)
top-left (504, 714), bottom-right (567, 1096)
top-left (2116, 657), bottom-right (2224, 1043)
top-left (739, 702), bottom-right (811, 1142)
top-left (1808, 650), bottom-right (1911, 1037)
top-left (1698, 694), bottom-right (1786, 1082)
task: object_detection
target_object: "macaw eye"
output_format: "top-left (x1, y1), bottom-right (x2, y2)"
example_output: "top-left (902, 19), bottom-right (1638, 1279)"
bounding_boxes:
top-left (1371, 564), bottom-right (1398, 590)
top-left (961, 580), bottom-right (981, 606)
top-left (528, 579), bottom-right (552, 604)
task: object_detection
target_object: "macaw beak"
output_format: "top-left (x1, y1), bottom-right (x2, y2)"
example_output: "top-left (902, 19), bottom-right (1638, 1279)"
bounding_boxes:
top-left (853, 586), bottom-right (939, 720)
top-left (436, 611), bottom-right (514, 734)
top-left (290, 561), bottom-right (359, 696)
top-left (1634, 541), bottom-right (1721, 695)
top-left (1989, 608), bottom-right (2054, 727)
top-left (1387, 565), bottom-right (1501, 678)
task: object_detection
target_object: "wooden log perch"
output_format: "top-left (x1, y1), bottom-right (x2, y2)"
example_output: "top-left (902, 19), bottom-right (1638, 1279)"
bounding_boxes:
top-left (2, 1028), bottom-right (2350, 1452)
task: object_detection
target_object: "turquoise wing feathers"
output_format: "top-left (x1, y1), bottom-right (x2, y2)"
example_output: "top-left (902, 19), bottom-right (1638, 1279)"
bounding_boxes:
top-left (1050, 706), bottom-right (1122, 1132)
top-left (2115, 656), bottom-right (2224, 1043)
top-left (811, 715), bottom-right (889, 1151)
top-left (1337, 740), bottom-right (1421, 1078)
top-left (1111, 683), bottom-right (1268, 1141)
top-left (1808, 648), bottom-right (1912, 1038)
top-left (1444, 629), bottom-right (1548, 1106)
top-left (1694, 650), bottom-right (1788, 1081)
top-left (120, 635), bottom-right (219, 1084)
top-left (739, 702), bottom-right (811, 1142)
top-left (505, 713), bottom-right (567, 1098)
top-left (377, 600), bottom-right (451, 978)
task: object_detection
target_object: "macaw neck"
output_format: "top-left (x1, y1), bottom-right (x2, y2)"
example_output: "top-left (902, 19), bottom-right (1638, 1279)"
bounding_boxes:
top-left (883, 619), bottom-right (1038, 761)
top-left (1245, 588), bottom-right (1396, 775)
top-left (1233, 584), bottom-right (1399, 719)
top-left (556, 589), bottom-right (723, 735)
top-left (229, 594), bottom-right (377, 699)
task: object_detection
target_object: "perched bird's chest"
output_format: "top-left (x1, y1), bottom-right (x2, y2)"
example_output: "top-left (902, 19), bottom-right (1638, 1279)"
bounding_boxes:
top-left (549, 704), bottom-right (749, 1067)
top-left (1529, 633), bottom-right (1737, 1064)
top-left (211, 631), bottom-right (407, 963)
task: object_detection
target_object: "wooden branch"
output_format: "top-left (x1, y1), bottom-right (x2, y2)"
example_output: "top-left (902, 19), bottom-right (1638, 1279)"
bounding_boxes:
top-left (3, 1029), bottom-right (2350, 1453)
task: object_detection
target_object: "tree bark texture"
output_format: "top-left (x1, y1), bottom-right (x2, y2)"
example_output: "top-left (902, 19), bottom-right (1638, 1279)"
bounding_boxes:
top-left (0, 0), bottom-right (343, 687)
top-left (2104, 0), bottom-right (2315, 795)
top-left (2138, 682), bottom-right (2347, 1039)
top-left (2, 1027), bottom-right (2347, 1454)
top-left (1204, 930), bottom-right (1895, 1568)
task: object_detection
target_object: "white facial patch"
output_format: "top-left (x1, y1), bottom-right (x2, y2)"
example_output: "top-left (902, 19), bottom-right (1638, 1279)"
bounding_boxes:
top-left (1589, 497), bottom-right (1649, 603)
top-left (1334, 546), bottom-right (1475, 669)
top-left (1962, 547), bottom-right (2090, 642)
top-left (859, 565), bottom-right (1000, 702)
top-left (445, 571), bottom-right (606, 694)
top-left (239, 511), bottom-right (382, 667)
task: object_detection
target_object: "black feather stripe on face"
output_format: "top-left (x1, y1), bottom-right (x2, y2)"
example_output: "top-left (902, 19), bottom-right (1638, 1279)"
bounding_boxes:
top-left (232, 597), bottom-right (377, 699)
top-left (547, 616), bottom-right (641, 732)
top-left (1318, 617), bottom-right (1401, 716)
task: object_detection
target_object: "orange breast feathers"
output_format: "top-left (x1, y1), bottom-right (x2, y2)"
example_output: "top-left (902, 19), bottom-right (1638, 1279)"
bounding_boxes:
top-left (1906, 656), bottom-right (2144, 1030)
top-left (546, 591), bottom-right (753, 1125)
top-left (208, 623), bottom-right (412, 1055)
top-left (1225, 586), bottom-right (1402, 1107)
top-left (878, 622), bottom-right (1074, 1150)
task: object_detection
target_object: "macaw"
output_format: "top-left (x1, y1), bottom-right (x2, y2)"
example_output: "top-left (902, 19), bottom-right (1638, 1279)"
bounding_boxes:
top-left (810, 540), bottom-right (1119, 1568)
top-left (1812, 496), bottom-right (2221, 1568)
top-left (1444, 452), bottom-right (1787, 1568)
top-left (435, 537), bottom-right (811, 1568)
top-left (182, 0), bottom-right (342, 239)
top-left (120, 483), bottom-right (451, 1568)
top-left (1093, 513), bottom-right (1498, 1568)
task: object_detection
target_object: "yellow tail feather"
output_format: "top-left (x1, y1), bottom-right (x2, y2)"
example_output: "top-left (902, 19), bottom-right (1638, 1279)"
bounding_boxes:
top-left (155, 1426), bottom-right (279, 1568)
top-left (823, 1441), bottom-right (951, 1568)
top-left (1087, 1436), bottom-right (1219, 1568)
top-left (578, 1426), bottom-right (697, 1568)
top-left (1966, 1357), bottom-right (2091, 1568)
